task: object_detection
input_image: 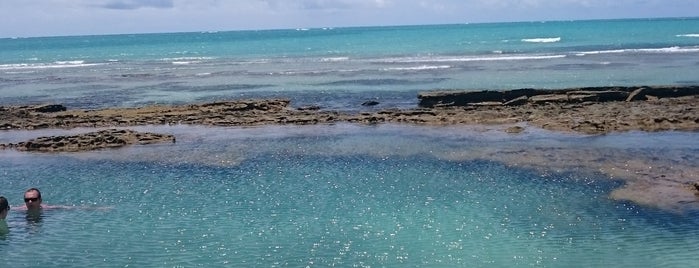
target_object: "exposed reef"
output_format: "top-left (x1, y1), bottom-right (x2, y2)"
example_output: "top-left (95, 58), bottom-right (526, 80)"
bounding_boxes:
top-left (0, 129), bottom-right (175, 152)
top-left (1, 86), bottom-right (697, 136)
top-left (418, 85), bottom-right (699, 107)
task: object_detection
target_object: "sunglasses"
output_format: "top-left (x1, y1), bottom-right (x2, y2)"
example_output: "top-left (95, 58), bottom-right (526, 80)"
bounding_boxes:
top-left (24, 197), bottom-right (40, 202)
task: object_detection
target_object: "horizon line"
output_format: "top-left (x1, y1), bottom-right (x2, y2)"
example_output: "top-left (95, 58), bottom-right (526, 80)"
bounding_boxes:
top-left (2, 15), bottom-right (697, 40)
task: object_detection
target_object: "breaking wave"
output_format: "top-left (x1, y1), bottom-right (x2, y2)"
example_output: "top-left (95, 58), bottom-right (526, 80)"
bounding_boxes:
top-left (521, 37), bottom-right (561, 43)
top-left (0, 60), bottom-right (105, 70)
top-left (574, 46), bottom-right (699, 56)
top-left (378, 54), bottom-right (567, 64)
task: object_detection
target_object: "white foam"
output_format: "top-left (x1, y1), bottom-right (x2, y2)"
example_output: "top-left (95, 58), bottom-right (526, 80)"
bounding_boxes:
top-left (3, 71), bottom-right (36, 74)
top-left (0, 61), bottom-right (104, 70)
top-left (380, 54), bottom-right (566, 64)
top-left (521, 37), bottom-right (561, 43)
top-left (574, 49), bottom-right (626, 56)
top-left (172, 61), bottom-right (197, 65)
top-left (164, 57), bottom-right (215, 65)
top-left (676, 34), bottom-right (699, 37)
top-left (635, 46), bottom-right (699, 53)
top-left (54, 60), bottom-right (85, 65)
top-left (162, 56), bottom-right (214, 61)
top-left (320, 57), bottom-right (350, 62)
top-left (384, 65), bottom-right (452, 71)
top-left (575, 46), bottom-right (699, 56)
top-left (277, 68), bottom-right (364, 75)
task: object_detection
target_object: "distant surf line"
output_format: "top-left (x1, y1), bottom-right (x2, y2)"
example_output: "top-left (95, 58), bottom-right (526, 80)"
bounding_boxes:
top-left (521, 37), bottom-right (561, 43)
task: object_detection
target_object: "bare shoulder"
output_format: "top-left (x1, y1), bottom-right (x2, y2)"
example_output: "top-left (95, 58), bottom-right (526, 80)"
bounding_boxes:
top-left (19, 204), bottom-right (114, 211)
top-left (50, 204), bottom-right (113, 211)
top-left (42, 204), bottom-right (76, 210)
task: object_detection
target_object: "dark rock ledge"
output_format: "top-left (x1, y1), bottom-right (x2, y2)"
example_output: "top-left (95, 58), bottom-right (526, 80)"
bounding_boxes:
top-left (0, 129), bottom-right (175, 152)
top-left (417, 85), bottom-right (699, 107)
top-left (1, 85), bottom-right (698, 152)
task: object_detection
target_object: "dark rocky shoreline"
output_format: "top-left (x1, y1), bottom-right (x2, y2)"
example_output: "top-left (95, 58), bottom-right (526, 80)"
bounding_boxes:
top-left (418, 85), bottom-right (699, 107)
top-left (2, 85), bottom-right (698, 131)
top-left (1, 85), bottom-right (698, 152)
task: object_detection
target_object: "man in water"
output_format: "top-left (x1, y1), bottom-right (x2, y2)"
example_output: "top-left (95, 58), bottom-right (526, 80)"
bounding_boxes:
top-left (0, 196), bottom-right (9, 234)
top-left (23, 188), bottom-right (43, 212)
top-left (0, 196), bottom-right (9, 220)
top-left (21, 187), bottom-right (109, 216)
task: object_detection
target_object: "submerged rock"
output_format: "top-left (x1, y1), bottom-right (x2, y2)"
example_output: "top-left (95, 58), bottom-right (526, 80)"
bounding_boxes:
top-left (361, 100), bottom-right (380, 106)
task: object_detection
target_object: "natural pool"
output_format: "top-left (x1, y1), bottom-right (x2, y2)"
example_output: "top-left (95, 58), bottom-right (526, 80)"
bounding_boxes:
top-left (1, 124), bottom-right (698, 267)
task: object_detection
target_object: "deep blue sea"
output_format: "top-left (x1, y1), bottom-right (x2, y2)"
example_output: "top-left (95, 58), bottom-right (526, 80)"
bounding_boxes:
top-left (1, 18), bottom-right (699, 267)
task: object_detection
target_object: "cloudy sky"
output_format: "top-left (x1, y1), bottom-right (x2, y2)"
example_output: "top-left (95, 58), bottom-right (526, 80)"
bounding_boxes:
top-left (1, 0), bottom-right (697, 37)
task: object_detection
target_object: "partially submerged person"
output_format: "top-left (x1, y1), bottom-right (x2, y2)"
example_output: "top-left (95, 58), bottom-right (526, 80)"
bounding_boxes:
top-left (21, 187), bottom-right (109, 212)
top-left (23, 187), bottom-right (78, 223)
top-left (0, 196), bottom-right (9, 220)
top-left (23, 188), bottom-right (43, 212)
top-left (23, 188), bottom-right (46, 223)
top-left (0, 196), bottom-right (9, 234)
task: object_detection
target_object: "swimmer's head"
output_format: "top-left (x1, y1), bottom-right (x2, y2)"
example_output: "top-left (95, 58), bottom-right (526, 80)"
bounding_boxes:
top-left (0, 196), bottom-right (9, 219)
top-left (24, 188), bottom-right (42, 211)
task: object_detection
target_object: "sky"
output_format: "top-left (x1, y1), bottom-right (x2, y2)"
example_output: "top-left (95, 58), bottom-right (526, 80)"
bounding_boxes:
top-left (1, 0), bottom-right (698, 38)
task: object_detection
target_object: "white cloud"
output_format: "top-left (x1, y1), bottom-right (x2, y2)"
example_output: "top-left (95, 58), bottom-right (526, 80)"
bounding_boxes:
top-left (99, 0), bottom-right (174, 10)
top-left (259, 0), bottom-right (391, 11)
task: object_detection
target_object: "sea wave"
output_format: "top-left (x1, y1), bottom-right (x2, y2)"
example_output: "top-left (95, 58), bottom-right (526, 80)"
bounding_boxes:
top-left (383, 65), bottom-right (452, 71)
top-left (676, 34), bottom-right (699, 37)
top-left (320, 57), bottom-right (350, 62)
top-left (378, 54), bottom-right (567, 64)
top-left (521, 37), bottom-right (561, 43)
top-left (54, 60), bottom-right (86, 65)
top-left (574, 46), bottom-right (699, 56)
top-left (161, 56), bottom-right (216, 61)
top-left (172, 61), bottom-right (198, 65)
top-left (0, 61), bottom-right (105, 70)
top-left (161, 57), bottom-right (216, 65)
top-left (277, 68), bottom-right (361, 76)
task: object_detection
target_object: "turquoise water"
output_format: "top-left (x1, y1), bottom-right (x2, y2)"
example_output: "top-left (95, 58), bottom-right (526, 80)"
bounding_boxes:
top-left (1, 125), bottom-right (699, 267)
top-left (2, 17), bottom-right (699, 267)
top-left (1, 18), bottom-right (698, 110)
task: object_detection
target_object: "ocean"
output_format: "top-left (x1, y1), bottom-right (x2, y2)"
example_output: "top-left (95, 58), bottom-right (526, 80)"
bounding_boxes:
top-left (1, 18), bottom-right (699, 267)
top-left (2, 17), bottom-right (699, 110)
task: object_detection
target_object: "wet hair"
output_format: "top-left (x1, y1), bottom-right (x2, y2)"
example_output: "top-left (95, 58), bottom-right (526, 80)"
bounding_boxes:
top-left (25, 188), bottom-right (42, 199)
top-left (0, 196), bottom-right (8, 212)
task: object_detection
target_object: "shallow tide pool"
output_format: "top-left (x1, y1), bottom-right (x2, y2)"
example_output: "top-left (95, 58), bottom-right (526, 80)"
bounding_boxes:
top-left (1, 124), bottom-right (698, 267)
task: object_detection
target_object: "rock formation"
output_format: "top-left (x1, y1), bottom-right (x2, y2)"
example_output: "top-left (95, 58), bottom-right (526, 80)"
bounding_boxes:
top-left (1, 86), bottom-right (698, 152)
top-left (0, 129), bottom-right (175, 152)
top-left (417, 85), bottom-right (699, 107)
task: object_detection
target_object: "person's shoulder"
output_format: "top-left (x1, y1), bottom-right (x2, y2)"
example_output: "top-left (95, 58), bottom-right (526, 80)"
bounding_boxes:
top-left (43, 204), bottom-right (113, 211)
top-left (41, 204), bottom-right (76, 210)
